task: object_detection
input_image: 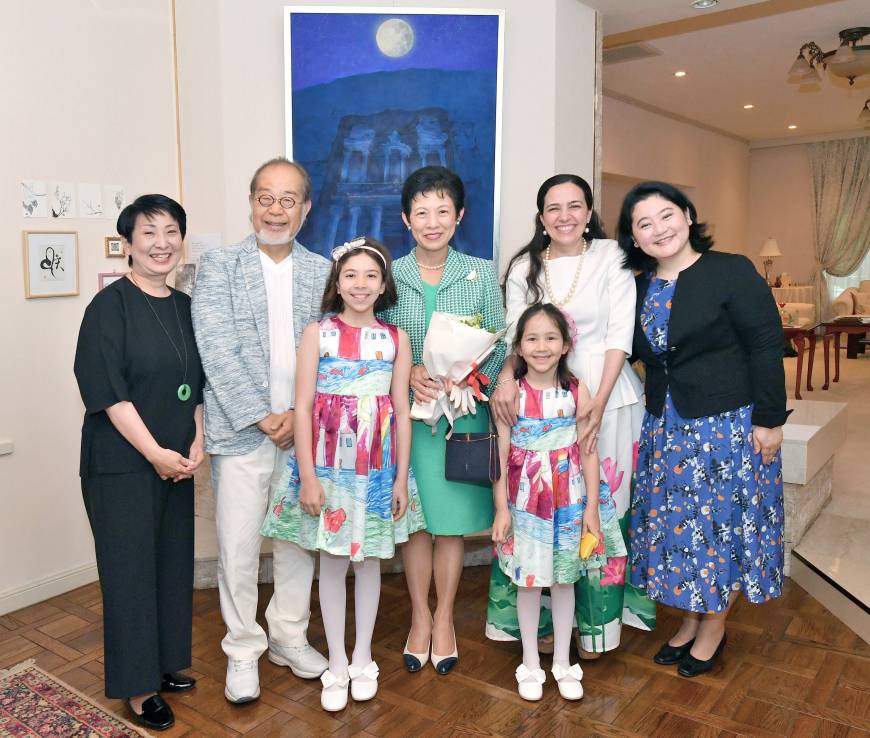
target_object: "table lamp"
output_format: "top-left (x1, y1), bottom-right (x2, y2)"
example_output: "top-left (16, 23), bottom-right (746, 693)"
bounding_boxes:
top-left (759, 238), bottom-right (782, 285)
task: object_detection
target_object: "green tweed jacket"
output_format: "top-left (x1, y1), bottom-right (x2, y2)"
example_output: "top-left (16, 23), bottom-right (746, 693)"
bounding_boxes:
top-left (379, 248), bottom-right (506, 395)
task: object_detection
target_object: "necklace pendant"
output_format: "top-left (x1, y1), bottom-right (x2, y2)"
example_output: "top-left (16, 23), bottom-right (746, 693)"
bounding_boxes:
top-left (177, 383), bottom-right (192, 402)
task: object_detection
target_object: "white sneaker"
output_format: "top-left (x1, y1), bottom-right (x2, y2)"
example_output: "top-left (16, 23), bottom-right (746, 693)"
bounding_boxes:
top-left (320, 669), bottom-right (349, 712)
top-left (268, 641), bottom-right (328, 679)
top-left (225, 659), bottom-right (260, 703)
top-left (551, 662), bottom-right (584, 700)
top-left (348, 660), bottom-right (379, 701)
top-left (515, 663), bottom-right (546, 701)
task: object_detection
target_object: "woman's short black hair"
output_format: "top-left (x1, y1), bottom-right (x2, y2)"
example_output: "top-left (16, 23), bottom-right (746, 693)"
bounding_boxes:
top-left (321, 238), bottom-right (398, 314)
top-left (512, 303), bottom-right (574, 391)
top-left (616, 181), bottom-right (714, 273)
top-left (401, 166), bottom-right (465, 216)
top-left (117, 194), bottom-right (187, 267)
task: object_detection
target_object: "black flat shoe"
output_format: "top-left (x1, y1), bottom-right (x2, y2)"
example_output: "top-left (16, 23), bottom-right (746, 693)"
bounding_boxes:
top-left (128, 694), bottom-right (175, 731)
top-left (161, 671), bottom-right (196, 692)
top-left (653, 637), bottom-right (695, 665)
top-left (678, 634), bottom-right (727, 678)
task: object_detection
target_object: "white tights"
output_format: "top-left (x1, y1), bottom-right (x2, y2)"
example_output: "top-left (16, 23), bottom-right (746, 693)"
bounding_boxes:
top-left (318, 552), bottom-right (381, 675)
top-left (516, 583), bottom-right (575, 670)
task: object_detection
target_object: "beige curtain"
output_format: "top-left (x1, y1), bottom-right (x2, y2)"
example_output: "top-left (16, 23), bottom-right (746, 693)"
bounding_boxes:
top-left (807, 136), bottom-right (870, 320)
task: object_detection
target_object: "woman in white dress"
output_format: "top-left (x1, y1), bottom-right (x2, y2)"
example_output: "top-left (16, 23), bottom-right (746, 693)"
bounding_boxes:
top-left (487, 174), bottom-right (655, 656)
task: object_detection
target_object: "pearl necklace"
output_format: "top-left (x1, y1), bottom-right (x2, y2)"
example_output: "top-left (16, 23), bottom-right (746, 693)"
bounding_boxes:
top-left (415, 248), bottom-right (447, 270)
top-left (543, 240), bottom-right (588, 307)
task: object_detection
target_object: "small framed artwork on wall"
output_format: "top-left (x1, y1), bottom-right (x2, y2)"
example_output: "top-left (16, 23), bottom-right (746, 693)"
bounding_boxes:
top-left (23, 231), bottom-right (79, 298)
top-left (98, 272), bottom-right (126, 290)
top-left (105, 236), bottom-right (124, 258)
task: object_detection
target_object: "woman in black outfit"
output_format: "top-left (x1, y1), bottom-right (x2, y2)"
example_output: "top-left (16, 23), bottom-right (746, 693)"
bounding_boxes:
top-left (617, 182), bottom-right (787, 678)
top-left (74, 194), bottom-right (203, 729)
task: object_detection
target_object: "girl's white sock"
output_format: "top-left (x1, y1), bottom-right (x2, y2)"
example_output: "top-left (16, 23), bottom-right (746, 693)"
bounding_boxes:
top-left (516, 585), bottom-right (543, 671)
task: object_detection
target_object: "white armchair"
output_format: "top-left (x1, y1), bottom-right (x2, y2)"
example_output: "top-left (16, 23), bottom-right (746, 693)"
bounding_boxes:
top-left (832, 280), bottom-right (870, 317)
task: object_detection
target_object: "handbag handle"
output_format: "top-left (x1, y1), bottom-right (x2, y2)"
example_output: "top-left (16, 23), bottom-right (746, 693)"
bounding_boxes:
top-left (487, 409), bottom-right (500, 482)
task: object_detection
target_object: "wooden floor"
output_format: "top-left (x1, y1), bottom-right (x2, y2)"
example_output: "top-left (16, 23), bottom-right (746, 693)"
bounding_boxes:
top-left (2, 566), bottom-right (869, 737)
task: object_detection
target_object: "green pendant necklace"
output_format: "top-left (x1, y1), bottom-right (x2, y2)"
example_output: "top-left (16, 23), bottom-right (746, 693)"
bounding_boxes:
top-left (129, 272), bottom-right (191, 401)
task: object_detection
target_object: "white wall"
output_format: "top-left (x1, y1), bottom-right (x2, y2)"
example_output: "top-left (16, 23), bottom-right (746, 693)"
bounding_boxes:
top-left (2, 0), bottom-right (600, 608)
top-left (602, 95), bottom-right (750, 256)
top-left (748, 144), bottom-right (815, 284)
top-left (176, 0), bottom-right (598, 275)
top-left (0, 1), bottom-right (178, 613)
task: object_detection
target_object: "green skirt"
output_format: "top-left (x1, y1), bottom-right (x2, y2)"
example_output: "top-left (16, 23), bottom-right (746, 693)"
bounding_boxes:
top-left (411, 409), bottom-right (494, 536)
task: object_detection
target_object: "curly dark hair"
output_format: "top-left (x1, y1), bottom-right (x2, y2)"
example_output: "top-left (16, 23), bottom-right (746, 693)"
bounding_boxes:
top-left (502, 174), bottom-right (607, 304)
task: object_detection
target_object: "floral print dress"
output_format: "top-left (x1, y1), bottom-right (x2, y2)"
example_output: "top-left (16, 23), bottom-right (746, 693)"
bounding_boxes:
top-left (261, 316), bottom-right (426, 560)
top-left (629, 278), bottom-right (784, 611)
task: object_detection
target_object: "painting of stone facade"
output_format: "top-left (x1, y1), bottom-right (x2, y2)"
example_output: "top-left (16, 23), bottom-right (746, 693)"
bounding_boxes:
top-left (284, 8), bottom-right (503, 260)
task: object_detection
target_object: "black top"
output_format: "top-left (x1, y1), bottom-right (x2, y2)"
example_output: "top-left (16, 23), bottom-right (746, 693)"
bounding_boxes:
top-left (74, 277), bottom-right (204, 478)
top-left (632, 250), bottom-right (789, 429)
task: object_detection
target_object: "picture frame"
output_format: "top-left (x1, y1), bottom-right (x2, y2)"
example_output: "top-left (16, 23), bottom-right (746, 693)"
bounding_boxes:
top-left (98, 272), bottom-right (126, 290)
top-left (104, 236), bottom-right (125, 258)
top-left (23, 231), bottom-right (79, 298)
top-left (284, 6), bottom-right (504, 261)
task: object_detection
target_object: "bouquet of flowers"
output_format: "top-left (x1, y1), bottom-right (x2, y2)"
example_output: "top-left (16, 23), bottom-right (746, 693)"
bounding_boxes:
top-left (410, 311), bottom-right (505, 434)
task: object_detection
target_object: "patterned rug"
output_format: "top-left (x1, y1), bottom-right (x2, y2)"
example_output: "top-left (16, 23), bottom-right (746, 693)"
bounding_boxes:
top-left (0, 660), bottom-right (146, 737)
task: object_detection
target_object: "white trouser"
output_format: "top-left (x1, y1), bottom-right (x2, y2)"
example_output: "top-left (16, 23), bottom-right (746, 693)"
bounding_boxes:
top-left (211, 437), bottom-right (314, 660)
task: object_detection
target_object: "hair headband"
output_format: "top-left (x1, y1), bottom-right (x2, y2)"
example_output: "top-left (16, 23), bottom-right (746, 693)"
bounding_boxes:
top-left (331, 237), bottom-right (387, 268)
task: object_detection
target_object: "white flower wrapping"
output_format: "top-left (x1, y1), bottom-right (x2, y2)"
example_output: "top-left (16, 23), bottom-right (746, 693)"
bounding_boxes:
top-left (410, 312), bottom-right (505, 434)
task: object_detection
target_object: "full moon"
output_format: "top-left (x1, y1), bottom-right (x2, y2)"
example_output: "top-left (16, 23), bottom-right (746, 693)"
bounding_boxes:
top-left (376, 19), bottom-right (414, 58)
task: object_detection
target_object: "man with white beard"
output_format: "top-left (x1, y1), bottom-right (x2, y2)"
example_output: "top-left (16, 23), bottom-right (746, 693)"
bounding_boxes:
top-left (192, 158), bottom-right (329, 703)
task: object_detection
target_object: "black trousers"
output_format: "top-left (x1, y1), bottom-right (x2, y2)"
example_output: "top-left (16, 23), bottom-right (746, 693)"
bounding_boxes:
top-left (82, 470), bottom-right (194, 698)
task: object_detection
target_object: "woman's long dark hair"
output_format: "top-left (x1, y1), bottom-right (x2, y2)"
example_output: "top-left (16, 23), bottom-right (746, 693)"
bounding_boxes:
top-left (502, 174), bottom-right (607, 303)
top-left (513, 303), bottom-right (574, 391)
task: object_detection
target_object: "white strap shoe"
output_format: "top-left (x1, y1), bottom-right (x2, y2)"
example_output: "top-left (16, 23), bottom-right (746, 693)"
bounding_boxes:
top-left (348, 660), bottom-right (379, 701)
top-left (551, 663), bottom-right (584, 700)
top-left (319, 669), bottom-right (349, 712)
top-left (515, 663), bottom-right (546, 701)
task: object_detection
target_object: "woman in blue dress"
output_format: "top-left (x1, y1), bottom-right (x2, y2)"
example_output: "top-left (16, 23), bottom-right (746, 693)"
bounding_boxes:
top-left (616, 181), bottom-right (788, 678)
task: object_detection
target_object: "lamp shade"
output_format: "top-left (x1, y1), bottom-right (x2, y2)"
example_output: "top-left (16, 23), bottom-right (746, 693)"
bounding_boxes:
top-left (759, 238), bottom-right (782, 258)
top-left (788, 54), bottom-right (812, 76)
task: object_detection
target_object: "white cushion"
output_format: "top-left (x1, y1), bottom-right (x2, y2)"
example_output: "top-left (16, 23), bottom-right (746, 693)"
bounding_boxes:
top-left (854, 292), bottom-right (870, 314)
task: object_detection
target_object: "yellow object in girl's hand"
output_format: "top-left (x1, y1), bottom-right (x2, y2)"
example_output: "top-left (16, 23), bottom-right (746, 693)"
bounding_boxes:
top-left (579, 532), bottom-right (599, 560)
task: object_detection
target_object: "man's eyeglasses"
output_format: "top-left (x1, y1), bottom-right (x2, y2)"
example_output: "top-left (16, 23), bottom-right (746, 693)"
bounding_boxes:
top-left (255, 194), bottom-right (297, 210)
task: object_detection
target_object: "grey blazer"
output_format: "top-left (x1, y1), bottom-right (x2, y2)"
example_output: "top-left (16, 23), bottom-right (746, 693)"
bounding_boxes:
top-left (191, 235), bottom-right (330, 455)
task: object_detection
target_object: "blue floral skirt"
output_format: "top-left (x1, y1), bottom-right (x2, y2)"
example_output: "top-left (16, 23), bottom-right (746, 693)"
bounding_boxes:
top-left (628, 392), bottom-right (784, 613)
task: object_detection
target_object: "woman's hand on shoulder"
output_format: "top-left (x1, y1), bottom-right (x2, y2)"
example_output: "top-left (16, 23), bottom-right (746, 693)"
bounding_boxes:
top-left (491, 378), bottom-right (519, 426)
top-left (752, 425), bottom-right (783, 465)
top-left (410, 364), bottom-right (440, 402)
top-left (299, 477), bottom-right (325, 517)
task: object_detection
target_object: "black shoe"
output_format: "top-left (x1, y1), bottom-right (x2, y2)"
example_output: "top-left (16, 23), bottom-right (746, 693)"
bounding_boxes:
top-left (653, 638), bottom-right (695, 665)
top-left (128, 694), bottom-right (175, 731)
top-left (678, 634), bottom-right (727, 678)
top-left (161, 671), bottom-right (196, 692)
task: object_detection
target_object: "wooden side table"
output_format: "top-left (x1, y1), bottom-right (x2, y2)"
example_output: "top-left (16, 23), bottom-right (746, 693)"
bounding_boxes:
top-left (822, 322), bottom-right (870, 386)
top-left (782, 324), bottom-right (823, 399)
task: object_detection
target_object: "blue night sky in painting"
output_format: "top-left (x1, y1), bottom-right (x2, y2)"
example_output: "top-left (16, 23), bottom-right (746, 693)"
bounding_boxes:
top-left (290, 13), bottom-right (499, 91)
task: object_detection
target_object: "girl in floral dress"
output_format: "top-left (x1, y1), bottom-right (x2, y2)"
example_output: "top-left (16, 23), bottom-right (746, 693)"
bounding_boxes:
top-left (261, 238), bottom-right (426, 712)
top-left (492, 303), bottom-right (624, 702)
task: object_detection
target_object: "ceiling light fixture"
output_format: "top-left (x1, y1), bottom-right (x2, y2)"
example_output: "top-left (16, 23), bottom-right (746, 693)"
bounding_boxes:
top-left (743, 104), bottom-right (754, 109)
top-left (674, 70), bottom-right (687, 77)
top-left (691, 0), bottom-right (719, 9)
top-left (788, 125), bottom-right (798, 130)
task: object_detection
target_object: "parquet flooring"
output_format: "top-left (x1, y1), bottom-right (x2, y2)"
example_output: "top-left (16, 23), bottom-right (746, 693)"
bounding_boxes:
top-left (2, 566), bottom-right (869, 736)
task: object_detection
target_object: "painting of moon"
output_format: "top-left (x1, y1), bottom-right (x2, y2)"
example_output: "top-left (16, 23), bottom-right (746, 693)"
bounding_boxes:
top-left (284, 7), bottom-right (504, 261)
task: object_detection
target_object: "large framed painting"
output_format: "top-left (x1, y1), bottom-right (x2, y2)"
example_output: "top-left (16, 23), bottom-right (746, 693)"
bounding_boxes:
top-left (284, 6), bottom-right (504, 261)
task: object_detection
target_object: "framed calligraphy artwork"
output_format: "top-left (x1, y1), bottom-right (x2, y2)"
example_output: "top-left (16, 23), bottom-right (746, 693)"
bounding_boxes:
top-left (23, 231), bottom-right (79, 298)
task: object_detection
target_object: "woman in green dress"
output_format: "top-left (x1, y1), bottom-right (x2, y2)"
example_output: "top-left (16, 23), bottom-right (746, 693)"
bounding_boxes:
top-left (380, 166), bottom-right (505, 675)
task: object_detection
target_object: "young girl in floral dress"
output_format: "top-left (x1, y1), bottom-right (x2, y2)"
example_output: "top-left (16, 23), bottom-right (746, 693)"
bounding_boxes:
top-left (261, 238), bottom-right (426, 712)
top-left (492, 303), bottom-right (625, 702)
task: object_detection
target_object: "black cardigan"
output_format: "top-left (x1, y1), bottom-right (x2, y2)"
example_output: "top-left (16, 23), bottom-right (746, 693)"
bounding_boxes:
top-left (632, 250), bottom-right (789, 428)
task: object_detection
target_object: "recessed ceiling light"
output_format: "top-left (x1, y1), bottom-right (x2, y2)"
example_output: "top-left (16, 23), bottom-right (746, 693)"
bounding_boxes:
top-left (692, 0), bottom-right (719, 8)
top-left (674, 70), bottom-right (687, 77)
top-left (788, 124), bottom-right (798, 129)
top-left (743, 104), bottom-right (754, 109)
